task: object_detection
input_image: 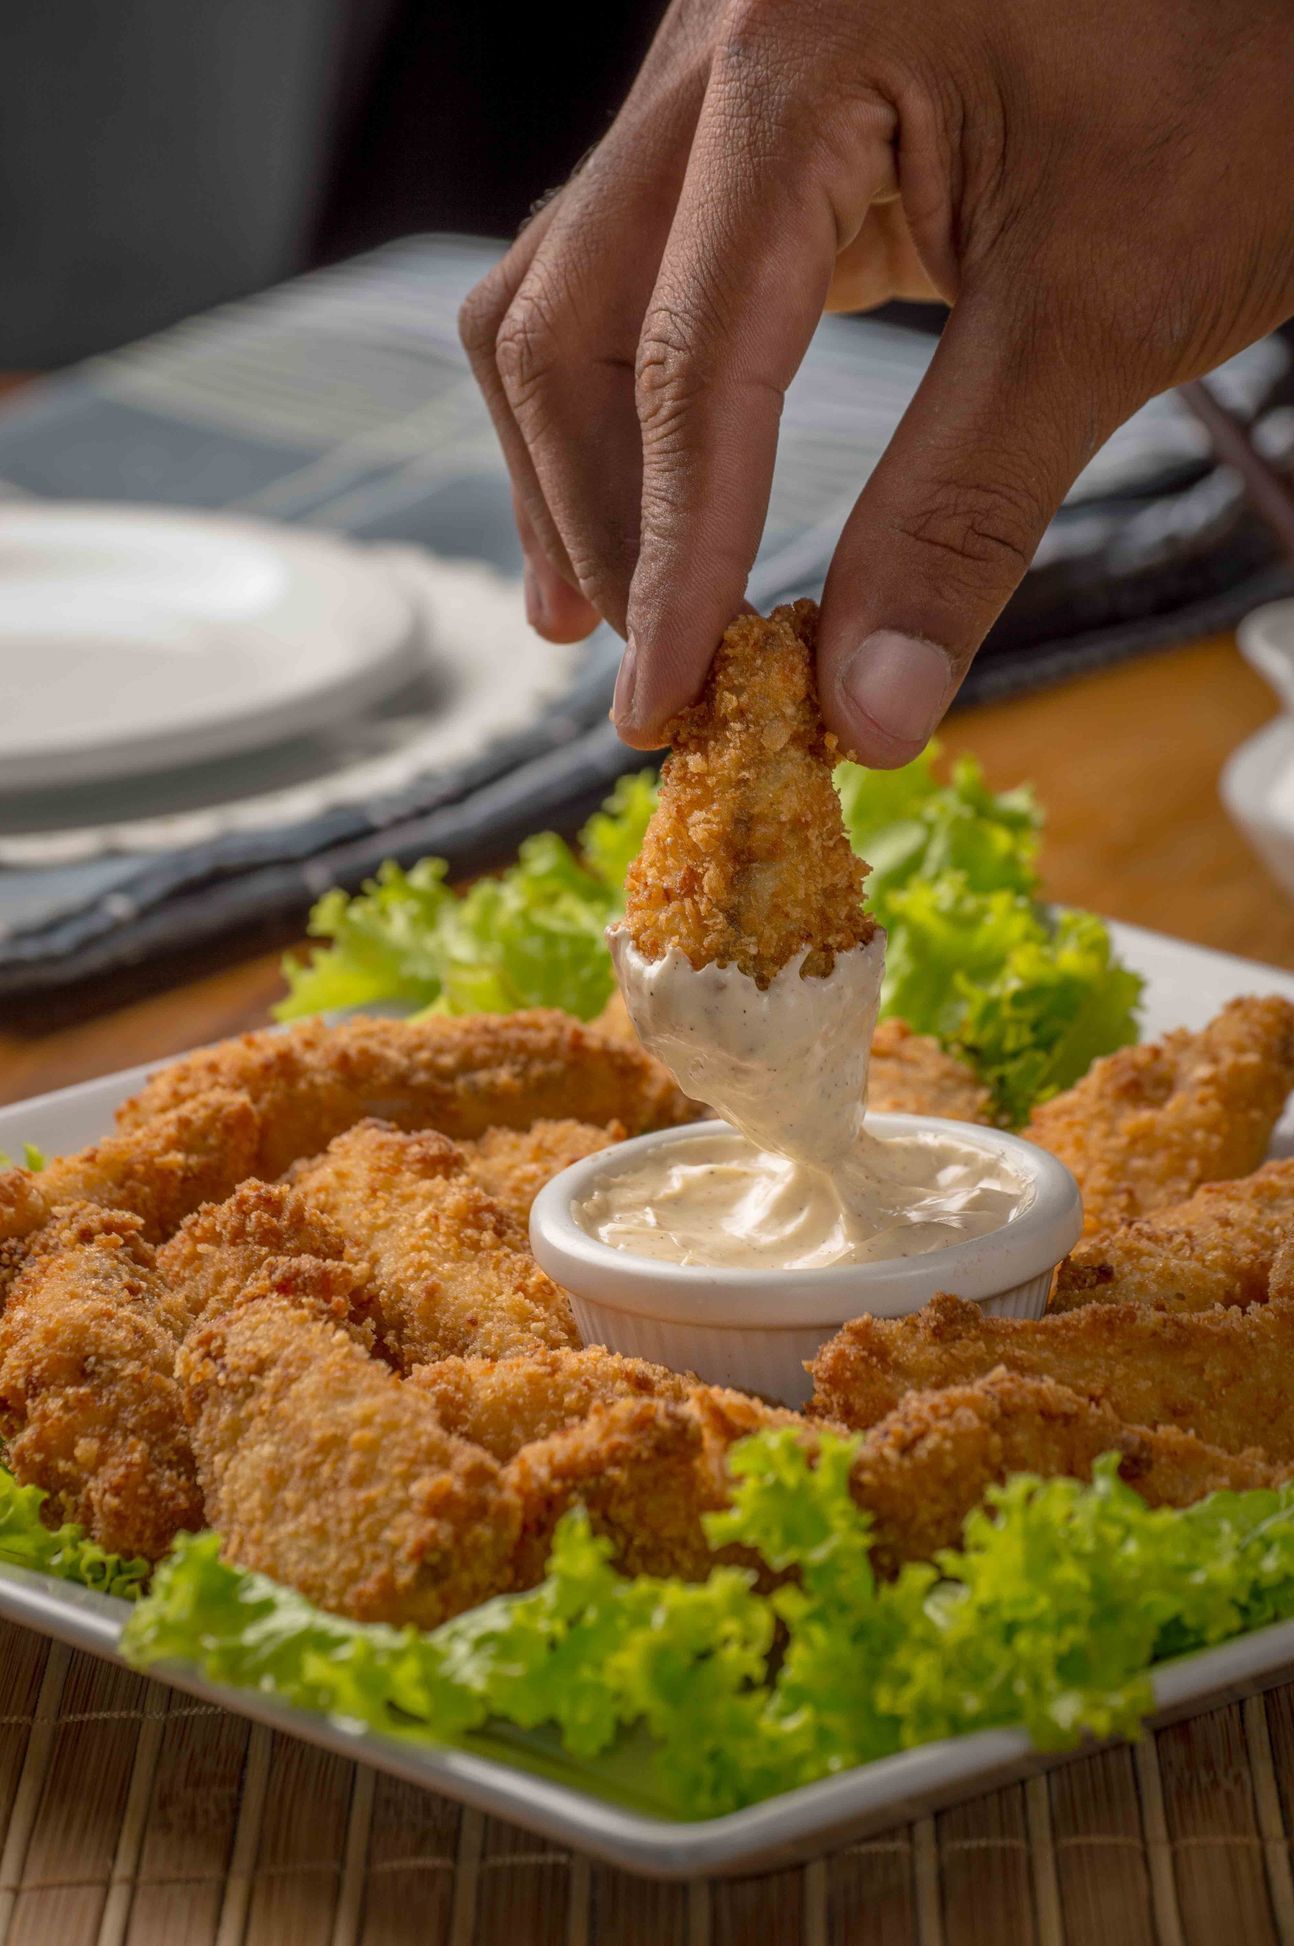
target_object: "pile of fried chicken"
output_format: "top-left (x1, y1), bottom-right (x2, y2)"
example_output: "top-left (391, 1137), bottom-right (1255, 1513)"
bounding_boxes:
top-left (3, 601), bottom-right (1294, 1630)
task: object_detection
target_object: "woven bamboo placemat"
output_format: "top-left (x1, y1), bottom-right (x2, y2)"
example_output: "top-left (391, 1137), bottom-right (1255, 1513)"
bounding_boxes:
top-left (0, 1618), bottom-right (1291, 1945)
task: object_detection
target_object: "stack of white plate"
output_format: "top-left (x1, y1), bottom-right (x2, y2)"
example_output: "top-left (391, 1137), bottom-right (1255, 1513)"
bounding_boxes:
top-left (1223, 601), bottom-right (1294, 898)
top-left (0, 504), bottom-right (424, 792)
top-left (0, 504), bottom-right (575, 865)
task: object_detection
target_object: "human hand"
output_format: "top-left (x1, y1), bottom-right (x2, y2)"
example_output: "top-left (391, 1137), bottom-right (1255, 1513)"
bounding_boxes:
top-left (461, 0), bottom-right (1294, 761)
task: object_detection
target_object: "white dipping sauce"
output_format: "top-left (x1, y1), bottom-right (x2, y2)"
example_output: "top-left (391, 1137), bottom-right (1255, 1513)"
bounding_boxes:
top-left (598, 927), bottom-right (1026, 1271)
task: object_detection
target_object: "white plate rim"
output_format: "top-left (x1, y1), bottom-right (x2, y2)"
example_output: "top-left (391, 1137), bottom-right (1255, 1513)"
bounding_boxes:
top-left (0, 505), bottom-right (421, 791)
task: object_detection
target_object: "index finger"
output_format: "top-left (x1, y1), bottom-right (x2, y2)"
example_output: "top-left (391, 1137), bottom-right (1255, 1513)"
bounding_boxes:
top-left (619, 31), bottom-right (895, 745)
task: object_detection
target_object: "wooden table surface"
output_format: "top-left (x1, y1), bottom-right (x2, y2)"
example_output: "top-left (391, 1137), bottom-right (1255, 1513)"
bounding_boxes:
top-left (2, 629), bottom-right (1294, 1946)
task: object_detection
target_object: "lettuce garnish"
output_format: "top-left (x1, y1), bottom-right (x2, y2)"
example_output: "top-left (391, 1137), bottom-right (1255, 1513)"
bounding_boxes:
top-left (276, 774), bottom-right (656, 1026)
top-left (119, 1434), bottom-right (1294, 1820)
top-left (275, 753), bottom-right (1139, 1121)
top-left (0, 1469), bottom-right (149, 1598)
top-left (0, 1143), bottom-right (45, 1172)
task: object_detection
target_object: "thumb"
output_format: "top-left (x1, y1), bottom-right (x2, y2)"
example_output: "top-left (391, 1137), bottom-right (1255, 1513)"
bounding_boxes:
top-left (817, 285), bottom-right (1120, 766)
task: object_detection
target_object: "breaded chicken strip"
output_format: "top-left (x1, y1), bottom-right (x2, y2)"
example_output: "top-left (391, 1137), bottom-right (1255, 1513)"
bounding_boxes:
top-left (622, 602), bottom-right (874, 984)
top-left (1269, 1236), bottom-right (1294, 1304)
top-left (294, 1120), bottom-right (577, 1366)
top-left (697, 1372), bottom-right (1276, 1574)
top-left (846, 1371), bottom-right (1280, 1573)
top-left (410, 1346), bottom-right (693, 1461)
top-left (156, 1178), bottom-right (360, 1335)
top-left (1053, 1157), bottom-right (1294, 1312)
top-left (116, 1011), bottom-right (693, 1177)
top-left (1027, 997), bottom-right (1294, 1235)
top-left (0, 1089), bottom-right (260, 1250)
top-left (868, 1018), bottom-right (993, 1124)
top-left (180, 1256), bottom-right (518, 1627)
top-left (506, 1397), bottom-right (721, 1585)
top-left (706, 1372), bottom-right (1276, 1576)
top-left (462, 1119), bottom-right (627, 1228)
top-left (810, 1290), bottom-right (1294, 1459)
top-left (0, 1205), bottom-right (201, 1559)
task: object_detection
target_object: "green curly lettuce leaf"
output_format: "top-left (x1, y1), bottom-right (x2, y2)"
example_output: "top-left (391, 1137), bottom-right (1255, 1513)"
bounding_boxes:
top-left (0, 1467), bottom-right (149, 1598)
top-left (275, 749), bottom-right (1140, 1117)
top-left (577, 770), bottom-right (658, 893)
top-left (835, 749), bottom-right (1142, 1121)
top-left (275, 774), bottom-right (657, 1025)
top-left (122, 1435), bottom-right (1294, 1820)
top-left (277, 859), bottom-right (456, 1017)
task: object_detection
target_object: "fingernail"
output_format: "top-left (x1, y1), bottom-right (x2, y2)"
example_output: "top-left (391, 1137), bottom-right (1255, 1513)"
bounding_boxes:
top-left (523, 559), bottom-right (547, 631)
top-left (612, 640), bottom-right (639, 728)
top-left (839, 631), bottom-right (955, 748)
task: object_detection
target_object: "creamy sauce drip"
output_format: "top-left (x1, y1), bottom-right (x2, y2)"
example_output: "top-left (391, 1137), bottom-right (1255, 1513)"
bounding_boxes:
top-left (598, 927), bottom-right (1026, 1270)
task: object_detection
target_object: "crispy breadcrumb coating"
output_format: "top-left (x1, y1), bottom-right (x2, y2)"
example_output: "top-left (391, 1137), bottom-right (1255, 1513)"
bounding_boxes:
top-left (0, 1205), bottom-right (201, 1558)
top-left (462, 1119), bottom-right (627, 1228)
top-left (116, 1011), bottom-right (693, 1176)
top-left (843, 1370), bottom-right (1280, 1574)
top-left (1269, 1237), bottom-right (1294, 1305)
top-left (506, 1397), bottom-right (721, 1584)
top-left (696, 1371), bottom-right (1276, 1574)
top-left (180, 1257), bottom-right (518, 1628)
top-left (623, 602), bottom-right (874, 984)
top-left (293, 1120), bottom-right (577, 1366)
top-left (0, 1089), bottom-right (260, 1249)
top-left (1052, 1157), bottom-right (1294, 1312)
top-left (1026, 996), bottom-right (1294, 1235)
top-left (157, 1178), bottom-right (362, 1336)
top-left (810, 1290), bottom-right (1294, 1459)
top-left (867, 1018), bottom-right (993, 1124)
top-left (410, 1347), bottom-right (693, 1461)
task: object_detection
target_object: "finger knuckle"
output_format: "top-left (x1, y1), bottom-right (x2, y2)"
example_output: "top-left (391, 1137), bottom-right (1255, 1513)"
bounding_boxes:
top-left (893, 476), bottom-right (1042, 597)
top-left (634, 307), bottom-right (712, 443)
top-left (457, 268), bottom-right (513, 370)
top-left (494, 286), bottom-right (563, 418)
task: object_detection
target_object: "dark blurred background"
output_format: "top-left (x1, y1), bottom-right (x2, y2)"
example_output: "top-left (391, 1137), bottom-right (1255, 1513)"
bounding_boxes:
top-left (0, 0), bottom-right (667, 366)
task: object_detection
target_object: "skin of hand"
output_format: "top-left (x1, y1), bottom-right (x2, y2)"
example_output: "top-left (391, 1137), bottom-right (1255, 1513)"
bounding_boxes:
top-left (459, 0), bottom-right (1294, 764)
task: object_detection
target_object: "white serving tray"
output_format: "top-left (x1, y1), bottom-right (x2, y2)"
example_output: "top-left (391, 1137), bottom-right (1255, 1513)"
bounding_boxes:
top-left (2, 919), bottom-right (1293, 1880)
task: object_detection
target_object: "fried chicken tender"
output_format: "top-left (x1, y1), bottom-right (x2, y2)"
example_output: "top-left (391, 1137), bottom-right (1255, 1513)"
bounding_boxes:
top-left (1269, 1236), bottom-right (1294, 1305)
top-left (695, 1371), bottom-right (1276, 1573)
top-left (1027, 997), bottom-right (1294, 1235)
top-left (0, 1205), bottom-right (201, 1559)
top-left (0, 1089), bottom-right (260, 1250)
top-left (1053, 1157), bottom-right (1294, 1312)
top-left (293, 1120), bottom-right (577, 1366)
top-left (842, 1371), bottom-right (1280, 1573)
top-left (868, 1018), bottom-right (993, 1124)
top-left (156, 1178), bottom-right (360, 1335)
top-left (116, 1011), bottom-right (693, 1177)
top-left (506, 1397), bottom-right (722, 1584)
top-left (622, 602), bottom-right (874, 984)
top-left (410, 1346), bottom-right (693, 1460)
top-left (462, 1119), bottom-right (627, 1228)
top-left (810, 1290), bottom-right (1294, 1459)
top-left (180, 1256), bottom-right (519, 1628)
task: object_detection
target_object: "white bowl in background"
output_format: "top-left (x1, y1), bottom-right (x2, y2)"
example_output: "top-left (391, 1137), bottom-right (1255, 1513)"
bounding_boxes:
top-left (1224, 599), bottom-right (1294, 902)
top-left (1238, 597), bottom-right (1294, 714)
top-left (1221, 715), bottom-right (1294, 901)
top-left (530, 1114), bottom-right (1082, 1405)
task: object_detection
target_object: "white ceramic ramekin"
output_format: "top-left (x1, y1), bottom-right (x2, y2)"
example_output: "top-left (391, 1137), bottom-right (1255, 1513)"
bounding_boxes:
top-left (530, 1114), bottom-right (1082, 1405)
